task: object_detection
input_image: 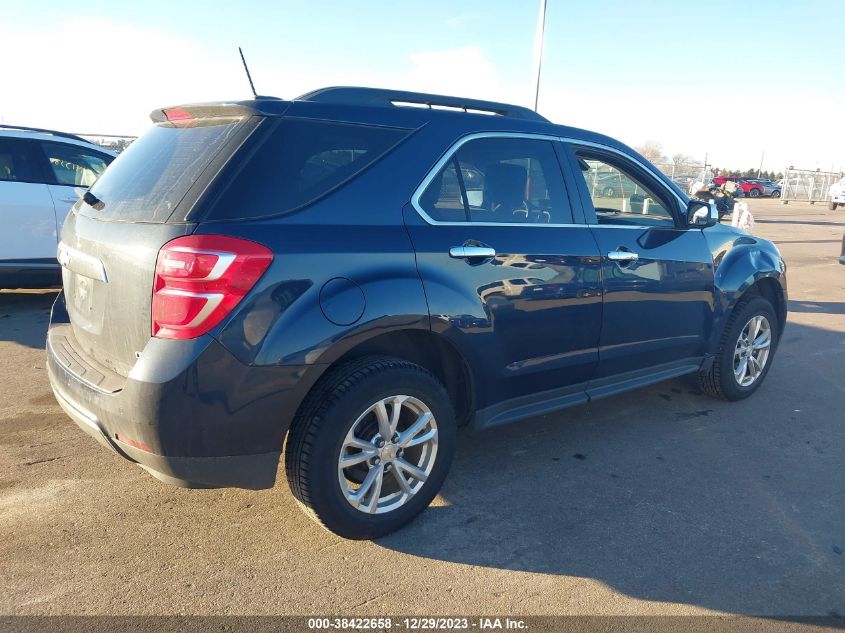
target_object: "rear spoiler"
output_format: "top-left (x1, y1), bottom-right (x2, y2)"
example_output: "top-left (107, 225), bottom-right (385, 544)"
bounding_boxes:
top-left (150, 98), bottom-right (291, 123)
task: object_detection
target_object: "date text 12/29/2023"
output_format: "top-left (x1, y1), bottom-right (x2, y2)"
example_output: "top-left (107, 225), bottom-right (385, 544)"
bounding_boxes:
top-left (307, 617), bottom-right (528, 630)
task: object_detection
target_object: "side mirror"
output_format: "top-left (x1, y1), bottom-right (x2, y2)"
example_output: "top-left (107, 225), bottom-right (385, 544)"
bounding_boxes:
top-left (687, 199), bottom-right (718, 227)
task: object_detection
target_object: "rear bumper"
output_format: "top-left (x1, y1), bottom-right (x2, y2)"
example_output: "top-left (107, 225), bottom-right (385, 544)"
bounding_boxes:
top-left (49, 383), bottom-right (279, 488)
top-left (46, 293), bottom-right (320, 489)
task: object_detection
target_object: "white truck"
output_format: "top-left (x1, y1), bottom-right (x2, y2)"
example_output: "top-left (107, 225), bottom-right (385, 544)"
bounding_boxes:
top-left (830, 177), bottom-right (845, 210)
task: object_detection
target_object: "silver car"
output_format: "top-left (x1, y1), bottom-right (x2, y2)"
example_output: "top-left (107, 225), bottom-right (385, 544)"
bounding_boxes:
top-left (750, 179), bottom-right (781, 198)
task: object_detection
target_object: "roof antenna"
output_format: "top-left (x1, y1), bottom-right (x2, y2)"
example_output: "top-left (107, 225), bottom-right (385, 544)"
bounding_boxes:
top-left (239, 46), bottom-right (258, 98)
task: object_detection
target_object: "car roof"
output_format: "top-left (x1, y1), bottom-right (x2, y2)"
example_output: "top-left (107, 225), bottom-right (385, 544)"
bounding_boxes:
top-left (0, 126), bottom-right (117, 156)
top-left (156, 86), bottom-right (630, 151)
top-left (153, 86), bottom-right (690, 202)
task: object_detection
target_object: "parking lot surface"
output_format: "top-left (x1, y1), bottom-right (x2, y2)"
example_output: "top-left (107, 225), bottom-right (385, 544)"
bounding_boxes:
top-left (1, 199), bottom-right (843, 617)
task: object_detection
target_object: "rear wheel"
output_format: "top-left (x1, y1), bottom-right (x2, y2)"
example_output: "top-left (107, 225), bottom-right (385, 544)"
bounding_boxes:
top-left (284, 356), bottom-right (456, 539)
top-left (749, 188), bottom-right (761, 198)
top-left (698, 296), bottom-right (779, 401)
top-left (830, 201), bottom-right (838, 211)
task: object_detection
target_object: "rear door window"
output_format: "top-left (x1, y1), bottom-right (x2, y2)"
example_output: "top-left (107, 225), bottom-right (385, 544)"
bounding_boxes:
top-left (80, 117), bottom-right (250, 222)
top-left (0, 138), bottom-right (43, 183)
top-left (204, 119), bottom-right (411, 221)
top-left (418, 136), bottom-right (573, 225)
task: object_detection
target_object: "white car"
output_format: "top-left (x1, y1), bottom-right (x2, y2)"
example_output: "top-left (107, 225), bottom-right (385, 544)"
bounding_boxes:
top-left (0, 126), bottom-right (116, 288)
top-left (829, 177), bottom-right (845, 210)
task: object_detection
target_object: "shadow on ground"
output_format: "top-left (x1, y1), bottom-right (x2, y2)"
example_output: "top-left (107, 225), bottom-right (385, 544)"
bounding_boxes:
top-left (757, 219), bottom-right (845, 227)
top-left (788, 300), bottom-right (845, 315)
top-left (378, 320), bottom-right (845, 616)
top-left (0, 291), bottom-right (58, 349)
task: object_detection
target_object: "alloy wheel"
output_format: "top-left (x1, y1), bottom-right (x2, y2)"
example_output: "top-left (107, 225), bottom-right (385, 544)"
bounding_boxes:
top-left (337, 395), bottom-right (438, 514)
top-left (733, 315), bottom-right (771, 387)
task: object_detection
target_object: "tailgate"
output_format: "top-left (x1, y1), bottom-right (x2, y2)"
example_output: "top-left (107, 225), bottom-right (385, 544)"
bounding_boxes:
top-left (57, 111), bottom-right (257, 378)
top-left (60, 212), bottom-right (193, 377)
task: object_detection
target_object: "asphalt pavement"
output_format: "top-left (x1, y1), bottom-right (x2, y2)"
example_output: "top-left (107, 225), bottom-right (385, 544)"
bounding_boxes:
top-left (1, 199), bottom-right (843, 618)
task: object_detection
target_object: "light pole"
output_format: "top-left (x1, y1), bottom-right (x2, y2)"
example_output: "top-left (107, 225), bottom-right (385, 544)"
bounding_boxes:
top-left (532, 0), bottom-right (548, 113)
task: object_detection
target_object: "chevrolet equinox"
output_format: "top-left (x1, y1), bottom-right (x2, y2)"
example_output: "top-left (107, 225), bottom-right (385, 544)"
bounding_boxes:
top-left (47, 87), bottom-right (787, 539)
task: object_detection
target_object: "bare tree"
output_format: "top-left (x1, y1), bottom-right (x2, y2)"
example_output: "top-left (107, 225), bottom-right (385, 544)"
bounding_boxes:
top-left (634, 141), bottom-right (666, 163)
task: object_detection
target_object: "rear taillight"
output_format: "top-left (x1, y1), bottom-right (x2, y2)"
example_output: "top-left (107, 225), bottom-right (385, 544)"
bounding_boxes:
top-left (152, 235), bottom-right (273, 340)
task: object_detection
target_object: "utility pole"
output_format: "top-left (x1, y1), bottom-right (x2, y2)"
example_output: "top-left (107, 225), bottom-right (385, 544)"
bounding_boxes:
top-left (532, 0), bottom-right (548, 112)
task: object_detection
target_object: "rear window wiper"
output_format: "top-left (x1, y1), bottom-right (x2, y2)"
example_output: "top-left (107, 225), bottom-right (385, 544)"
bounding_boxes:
top-left (83, 191), bottom-right (105, 210)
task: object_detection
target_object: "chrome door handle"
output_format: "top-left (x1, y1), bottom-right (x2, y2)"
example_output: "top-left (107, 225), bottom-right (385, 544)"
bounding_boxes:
top-left (449, 246), bottom-right (496, 259)
top-left (607, 250), bottom-right (639, 262)
top-left (60, 198), bottom-right (78, 204)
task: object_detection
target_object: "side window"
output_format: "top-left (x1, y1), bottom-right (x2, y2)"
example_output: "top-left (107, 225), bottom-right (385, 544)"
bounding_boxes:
top-left (205, 119), bottom-right (411, 221)
top-left (300, 148), bottom-right (368, 191)
top-left (0, 139), bottom-right (40, 183)
top-left (574, 152), bottom-right (675, 227)
top-left (419, 137), bottom-right (573, 224)
top-left (40, 142), bottom-right (111, 187)
top-left (417, 159), bottom-right (468, 222)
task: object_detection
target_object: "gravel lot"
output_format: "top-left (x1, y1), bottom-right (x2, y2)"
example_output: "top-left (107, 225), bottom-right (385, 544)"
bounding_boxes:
top-left (1, 199), bottom-right (843, 618)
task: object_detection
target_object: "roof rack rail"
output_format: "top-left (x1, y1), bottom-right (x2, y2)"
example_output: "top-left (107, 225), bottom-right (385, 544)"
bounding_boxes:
top-left (295, 87), bottom-right (548, 122)
top-left (0, 124), bottom-right (89, 143)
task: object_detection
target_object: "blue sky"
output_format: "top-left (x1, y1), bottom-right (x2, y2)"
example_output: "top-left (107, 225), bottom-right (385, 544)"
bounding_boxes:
top-left (2, 0), bottom-right (843, 170)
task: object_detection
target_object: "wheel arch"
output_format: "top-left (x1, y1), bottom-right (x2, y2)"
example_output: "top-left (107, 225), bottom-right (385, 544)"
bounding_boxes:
top-left (708, 243), bottom-right (787, 357)
top-left (292, 328), bottom-right (477, 431)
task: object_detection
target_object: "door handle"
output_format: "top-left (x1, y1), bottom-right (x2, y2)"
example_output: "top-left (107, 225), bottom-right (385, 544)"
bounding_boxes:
top-left (607, 250), bottom-right (639, 263)
top-left (59, 198), bottom-right (78, 204)
top-left (449, 246), bottom-right (496, 259)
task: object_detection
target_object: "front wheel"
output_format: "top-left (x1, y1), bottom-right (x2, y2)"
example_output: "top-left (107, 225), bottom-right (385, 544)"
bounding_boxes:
top-left (771, 190), bottom-right (781, 198)
top-left (830, 201), bottom-right (838, 211)
top-left (284, 356), bottom-right (456, 539)
top-left (698, 296), bottom-right (779, 401)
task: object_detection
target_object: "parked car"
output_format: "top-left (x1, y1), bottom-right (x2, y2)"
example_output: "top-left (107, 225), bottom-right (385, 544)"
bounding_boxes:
top-left (829, 177), bottom-right (845, 210)
top-left (47, 87), bottom-right (788, 539)
top-left (0, 126), bottom-right (115, 288)
top-left (747, 179), bottom-right (781, 198)
top-left (713, 175), bottom-right (765, 197)
top-left (587, 171), bottom-right (625, 198)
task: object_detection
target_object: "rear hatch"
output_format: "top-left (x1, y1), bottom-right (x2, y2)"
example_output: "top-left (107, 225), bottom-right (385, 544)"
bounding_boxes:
top-left (59, 108), bottom-right (261, 379)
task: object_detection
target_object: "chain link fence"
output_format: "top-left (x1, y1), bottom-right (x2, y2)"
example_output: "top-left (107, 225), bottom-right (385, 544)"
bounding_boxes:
top-left (652, 161), bottom-right (711, 195)
top-left (779, 167), bottom-right (844, 204)
top-left (76, 134), bottom-right (137, 154)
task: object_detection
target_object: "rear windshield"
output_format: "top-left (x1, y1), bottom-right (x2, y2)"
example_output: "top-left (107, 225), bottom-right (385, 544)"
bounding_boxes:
top-left (80, 117), bottom-right (248, 222)
top-left (203, 118), bottom-right (411, 221)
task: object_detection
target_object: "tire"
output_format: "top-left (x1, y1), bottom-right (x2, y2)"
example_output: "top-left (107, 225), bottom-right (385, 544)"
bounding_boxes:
top-left (698, 296), bottom-right (779, 401)
top-left (284, 356), bottom-right (456, 539)
top-left (830, 201), bottom-right (838, 211)
top-left (749, 188), bottom-right (761, 198)
top-left (771, 190), bottom-right (781, 198)
top-left (602, 186), bottom-right (615, 197)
